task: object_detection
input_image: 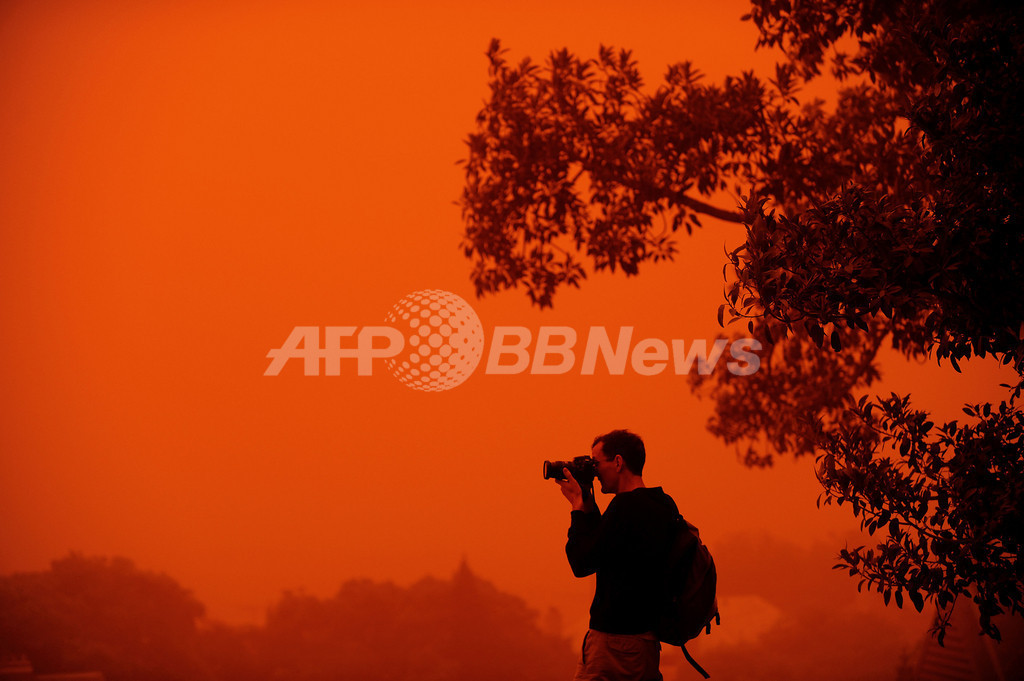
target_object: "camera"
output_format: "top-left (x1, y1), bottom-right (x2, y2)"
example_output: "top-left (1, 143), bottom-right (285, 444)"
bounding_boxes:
top-left (542, 455), bottom-right (597, 488)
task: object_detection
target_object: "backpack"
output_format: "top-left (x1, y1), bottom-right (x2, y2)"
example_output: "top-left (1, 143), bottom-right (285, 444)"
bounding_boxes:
top-left (655, 514), bottom-right (719, 678)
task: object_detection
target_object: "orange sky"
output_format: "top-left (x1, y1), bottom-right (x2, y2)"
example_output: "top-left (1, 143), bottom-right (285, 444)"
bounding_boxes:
top-left (0, 1), bottom-right (1016, 676)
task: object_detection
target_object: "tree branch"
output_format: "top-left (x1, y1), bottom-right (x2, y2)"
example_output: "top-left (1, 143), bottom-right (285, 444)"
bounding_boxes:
top-left (676, 194), bottom-right (746, 223)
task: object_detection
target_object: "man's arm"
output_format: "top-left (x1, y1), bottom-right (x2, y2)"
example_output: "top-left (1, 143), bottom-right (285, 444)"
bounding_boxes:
top-left (566, 507), bottom-right (602, 577)
top-left (556, 468), bottom-right (606, 577)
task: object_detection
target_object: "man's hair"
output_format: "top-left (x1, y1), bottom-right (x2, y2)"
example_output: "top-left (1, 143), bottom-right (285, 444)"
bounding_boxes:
top-left (592, 429), bottom-right (646, 475)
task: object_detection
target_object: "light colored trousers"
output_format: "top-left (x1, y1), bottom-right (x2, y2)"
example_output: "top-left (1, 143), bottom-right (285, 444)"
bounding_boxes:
top-left (572, 629), bottom-right (663, 681)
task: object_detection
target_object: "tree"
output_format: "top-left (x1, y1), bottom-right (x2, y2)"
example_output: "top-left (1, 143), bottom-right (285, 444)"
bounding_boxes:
top-left (459, 0), bottom-right (1024, 642)
top-left (260, 560), bottom-right (574, 681)
top-left (0, 554), bottom-right (213, 681)
top-left (1, 556), bottom-right (575, 681)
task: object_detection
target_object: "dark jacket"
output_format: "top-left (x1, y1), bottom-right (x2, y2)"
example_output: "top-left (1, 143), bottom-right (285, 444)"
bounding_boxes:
top-left (566, 486), bottom-right (679, 634)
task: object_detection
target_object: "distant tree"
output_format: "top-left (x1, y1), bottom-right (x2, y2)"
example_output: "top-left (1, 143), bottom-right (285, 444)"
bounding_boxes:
top-left (260, 560), bottom-right (574, 681)
top-left (0, 554), bottom-right (212, 681)
top-left (0, 557), bottom-right (575, 681)
top-left (459, 0), bottom-right (1024, 641)
top-left (195, 622), bottom-right (267, 681)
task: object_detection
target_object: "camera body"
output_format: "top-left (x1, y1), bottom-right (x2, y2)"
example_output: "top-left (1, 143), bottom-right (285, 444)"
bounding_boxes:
top-left (542, 455), bottom-right (597, 488)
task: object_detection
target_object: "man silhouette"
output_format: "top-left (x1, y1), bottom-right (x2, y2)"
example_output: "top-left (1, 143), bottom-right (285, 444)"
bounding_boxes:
top-left (556, 429), bottom-right (679, 681)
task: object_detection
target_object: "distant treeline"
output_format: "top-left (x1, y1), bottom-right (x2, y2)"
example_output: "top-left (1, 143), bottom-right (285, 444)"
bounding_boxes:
top-left (0, 554), bottom-right (575, 681)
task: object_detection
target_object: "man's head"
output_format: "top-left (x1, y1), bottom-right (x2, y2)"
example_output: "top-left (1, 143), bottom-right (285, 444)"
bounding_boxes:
top-left (591, 429), bottom-right (646, 495)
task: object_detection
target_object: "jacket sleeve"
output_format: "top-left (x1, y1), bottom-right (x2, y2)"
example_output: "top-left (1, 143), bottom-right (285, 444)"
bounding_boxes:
top-left (565, 508), bottom-right (603, 577)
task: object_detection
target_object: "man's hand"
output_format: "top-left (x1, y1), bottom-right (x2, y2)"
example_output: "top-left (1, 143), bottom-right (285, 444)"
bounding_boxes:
top-left (556, 468), bottom-right (588, 511)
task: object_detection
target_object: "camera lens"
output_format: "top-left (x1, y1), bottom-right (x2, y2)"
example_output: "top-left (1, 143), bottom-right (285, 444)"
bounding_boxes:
top-left (542, 461), bottom-right (565, 481)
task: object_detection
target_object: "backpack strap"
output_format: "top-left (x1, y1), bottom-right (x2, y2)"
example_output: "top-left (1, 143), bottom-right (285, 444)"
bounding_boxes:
top-left (681, 643), bottom-right (711, 679)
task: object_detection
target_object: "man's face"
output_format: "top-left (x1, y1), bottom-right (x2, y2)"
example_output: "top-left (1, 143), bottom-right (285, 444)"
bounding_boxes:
top-left (591, 441), bottom-right (620, 495)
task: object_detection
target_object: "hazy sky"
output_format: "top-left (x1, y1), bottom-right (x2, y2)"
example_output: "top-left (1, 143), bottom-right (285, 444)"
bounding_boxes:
top-left (1, 1), bottom-right (1015, 677)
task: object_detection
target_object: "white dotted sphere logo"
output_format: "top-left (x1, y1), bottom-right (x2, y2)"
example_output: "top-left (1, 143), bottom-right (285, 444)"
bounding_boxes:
top-left (384, 290), bottom-right (484, 392)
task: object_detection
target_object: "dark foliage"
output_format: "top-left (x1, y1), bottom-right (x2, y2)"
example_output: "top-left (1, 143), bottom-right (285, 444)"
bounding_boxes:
top-left (459, 0), bottom-right (1024, 640)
